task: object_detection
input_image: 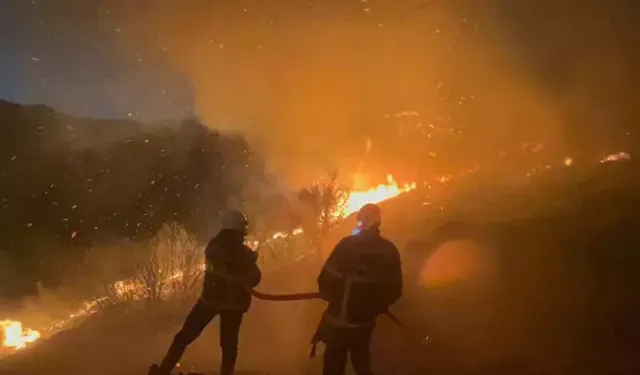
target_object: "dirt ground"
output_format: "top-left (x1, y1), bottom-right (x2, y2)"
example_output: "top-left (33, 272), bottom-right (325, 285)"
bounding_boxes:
top-left (0, 259), bottom-right (416, 375)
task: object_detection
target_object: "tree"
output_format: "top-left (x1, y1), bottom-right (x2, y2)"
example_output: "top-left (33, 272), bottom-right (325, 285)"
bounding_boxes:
top-left (297, 169), bottom-right (350, 255)
top-left (0, 101), bottom-right (268, 297)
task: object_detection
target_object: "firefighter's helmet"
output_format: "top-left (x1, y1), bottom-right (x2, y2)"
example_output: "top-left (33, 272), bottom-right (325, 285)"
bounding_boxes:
top-left (356, 203), bottom-right (382, 231)
top-left (221, 210), bottom-right (249, 234)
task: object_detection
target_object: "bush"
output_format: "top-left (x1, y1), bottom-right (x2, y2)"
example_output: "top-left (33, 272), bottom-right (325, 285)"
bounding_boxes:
top-left (79, 223), bottom-right (204, 306)
top-left (254, 227), bottom-right (311, 273)
top-left (133, 223), bottom-right (204, 301)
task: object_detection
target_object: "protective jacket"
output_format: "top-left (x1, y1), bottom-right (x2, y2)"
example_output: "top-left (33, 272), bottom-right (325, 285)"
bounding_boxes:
top-left (201, 229), bottom-right (262, 312)
top-left (317, 227), bottom-right (403, 328)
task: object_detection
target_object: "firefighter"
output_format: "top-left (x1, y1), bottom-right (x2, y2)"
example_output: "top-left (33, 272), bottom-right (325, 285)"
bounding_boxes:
top-left (316, 203), bottom-right (403, 375)
top-left (149, 210), bottom-right (262, 375)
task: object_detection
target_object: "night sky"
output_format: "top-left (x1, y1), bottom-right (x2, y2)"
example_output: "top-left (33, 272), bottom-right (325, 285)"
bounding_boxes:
top-left (0, 0), bottom-right (638, 178)
top-left (1, 0), bottom-right (636, 120)
top-left (0, 0), bottom-right (195, 120)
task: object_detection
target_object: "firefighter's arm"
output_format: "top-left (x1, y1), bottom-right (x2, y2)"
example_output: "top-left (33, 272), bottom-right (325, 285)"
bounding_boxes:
top-left (204, 241), bottom-right (222, 281)
top-left (386, 244), bottom-right (403, 305)
top-left (214, 248), bottom-right (261, 288)
top-left (242, 248), bottom-right (262, 288)
top-left (317, 239), bottom-right (347, 301)
top-left (203, 241), bottom-right (244, 285)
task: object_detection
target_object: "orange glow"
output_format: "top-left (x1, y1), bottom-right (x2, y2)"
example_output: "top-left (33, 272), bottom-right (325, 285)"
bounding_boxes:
top-left (420, 240), bottom-right (483, 287)
top-left (0, 175), bottom-right (417, 354)
top-left (1, 320), bottom-right (41, 350)
top-left (342, 174), bottom-right (416, 217)
top-left (600, 152), bottom-right (630, 163)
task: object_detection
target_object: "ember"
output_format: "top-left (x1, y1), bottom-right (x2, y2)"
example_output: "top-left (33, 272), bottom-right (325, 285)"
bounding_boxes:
top-left (0, 174), bottom-right (420, 354)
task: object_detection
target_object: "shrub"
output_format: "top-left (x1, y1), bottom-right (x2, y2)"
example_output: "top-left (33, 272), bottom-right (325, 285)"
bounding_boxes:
top-left (132, 222), bottom-right (204, 301)
top-left (79, 223), bottom-right (204, 305)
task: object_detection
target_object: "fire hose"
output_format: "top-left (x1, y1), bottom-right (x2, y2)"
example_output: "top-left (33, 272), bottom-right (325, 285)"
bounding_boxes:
top-left (214, 267), bottom-right (427, 352)
top-left (250, 290), bottom-right (321, 301)
top-left (247, 289), bottom-right (427, 357)
top-left (172, 289), bottom-right (423, 375)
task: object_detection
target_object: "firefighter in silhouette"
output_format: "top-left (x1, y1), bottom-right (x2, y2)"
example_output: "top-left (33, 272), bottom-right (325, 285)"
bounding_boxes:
top-left (149, 210), bottom-right (262, 375)
top-left (315, 203), bottom-right (403, 375)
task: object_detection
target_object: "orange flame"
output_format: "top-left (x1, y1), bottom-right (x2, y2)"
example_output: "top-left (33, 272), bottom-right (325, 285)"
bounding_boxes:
top-left (342, 174), bottom-right (417, 217)
top-left (1, 320), bottom-right (41, 350)
top-left (0, 175), bottom-right (417, 354)
top-left (600, 152), bottom-right (631, 163)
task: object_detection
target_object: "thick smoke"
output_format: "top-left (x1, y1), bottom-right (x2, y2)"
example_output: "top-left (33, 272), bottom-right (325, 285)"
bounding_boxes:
top-left (96, 0), bottom-right (638, 185)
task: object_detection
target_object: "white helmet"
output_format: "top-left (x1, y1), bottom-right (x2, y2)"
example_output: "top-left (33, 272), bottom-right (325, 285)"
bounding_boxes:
top-left (356, 203), bottom-right (382, 230)
top-left (221, 210), bottom-right (249, 234)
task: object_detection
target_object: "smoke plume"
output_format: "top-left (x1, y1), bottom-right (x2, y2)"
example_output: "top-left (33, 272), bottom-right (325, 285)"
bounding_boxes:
top-left (31, 0), bottom-right (638, 184)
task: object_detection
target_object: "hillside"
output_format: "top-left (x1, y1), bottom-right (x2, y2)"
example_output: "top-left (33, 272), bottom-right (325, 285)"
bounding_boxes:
top-left (1, 100), bottom-right (638, 374)
top-left (0, 258), bottom-right (325, 375)
top-left (399, 160), bottom-right (640, 374)
top-left (0, 100), bottom-right (266, 298)
top-left (2, 158), bottom-right (638, 375)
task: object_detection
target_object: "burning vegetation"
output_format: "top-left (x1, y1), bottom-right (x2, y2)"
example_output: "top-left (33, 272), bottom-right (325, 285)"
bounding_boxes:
top-left (0, 0), bottom-right (638, 373)
top-left (0, 171), bottom-right (420, 354)
top-left (0, 321), bottom-right (41, 350)
top-left (1, 148), bottom-right (631, 354)
top-left (342, 175), bottom-right (417, 217)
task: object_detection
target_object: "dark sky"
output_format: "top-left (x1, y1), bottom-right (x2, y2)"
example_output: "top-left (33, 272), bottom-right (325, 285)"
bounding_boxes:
top-left (0, 0), bottom-right (195, 120)
top-left (1, 0), bottom-right (636, 121)
top-left (0, 0), bottom-right (637, 180)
